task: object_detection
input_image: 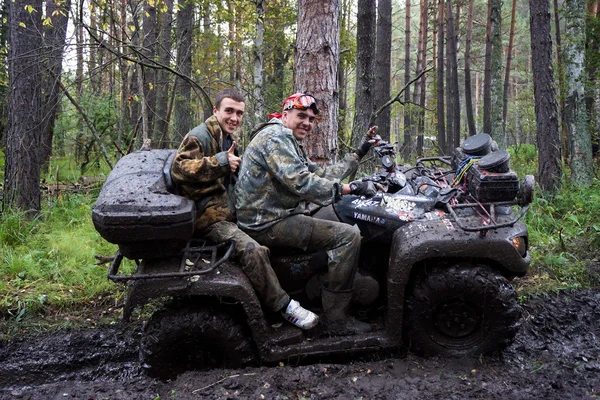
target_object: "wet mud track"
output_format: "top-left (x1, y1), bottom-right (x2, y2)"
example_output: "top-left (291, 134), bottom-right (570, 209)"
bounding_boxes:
top-left (1, 288), bottom-right (599, 399)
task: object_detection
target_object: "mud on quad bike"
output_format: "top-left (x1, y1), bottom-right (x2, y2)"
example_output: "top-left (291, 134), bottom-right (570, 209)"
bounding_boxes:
top-left (92, 133), bottom-right (535, 380)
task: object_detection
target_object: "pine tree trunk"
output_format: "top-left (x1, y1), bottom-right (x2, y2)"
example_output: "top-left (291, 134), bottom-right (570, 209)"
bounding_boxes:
top-left (155, 0), bottom-right (173, 148)
top-left (564, 0), bottom-right (593, 186)
top-left (483, 0), bottom-right (493, 134)
top-left (464, 0), bottom-right (477, 136)
top-left (294, 0), bottom-right (341, 164)
top-left (173, 2), bottom-right (193, 140)
top-left (374, 0), bottom-right (392, 142)
top-left (403, 0), bottom-right (413, 159)
top-left (446, 0), bottom-right (460, 151)
top-left (553, 0), bottom-right (568, 160)
top-left (4, 0), bottom-right (43, 214)
top-left (414, 0), bottom-right (429, 154)
top-left (490, 0), bottom-right (504, 147)
top-left (437, 0), bottom-right (446, 155)
top-left (529, 0), bottom-right (562, 191)
top-left (40, 0), bottom-right (71, 171)
top-left (253, 0), bottom-right (265, 126)
top-left (502, 0), bottom-right (517, 136)
top-left (351, 0), bottom-right (376, 157)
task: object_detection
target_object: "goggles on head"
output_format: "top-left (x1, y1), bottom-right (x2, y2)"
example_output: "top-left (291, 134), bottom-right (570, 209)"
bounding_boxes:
top-left (282, 93), bottom-right (320, 115)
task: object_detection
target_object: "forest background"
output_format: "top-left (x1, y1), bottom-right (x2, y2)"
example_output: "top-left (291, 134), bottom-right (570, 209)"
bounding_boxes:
top-left (0, 0), bottom-right (599, 333)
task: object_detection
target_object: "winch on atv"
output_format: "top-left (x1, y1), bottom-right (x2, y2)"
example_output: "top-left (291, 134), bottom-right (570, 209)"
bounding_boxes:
top-left (92, 133), bottom-right (534, 379)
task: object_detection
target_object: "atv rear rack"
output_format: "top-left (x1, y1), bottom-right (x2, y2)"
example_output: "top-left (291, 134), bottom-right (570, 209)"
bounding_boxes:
top-left (107, 240), bottom-right (234, 282)
top-left (446, 201), bottom-right (530, 233)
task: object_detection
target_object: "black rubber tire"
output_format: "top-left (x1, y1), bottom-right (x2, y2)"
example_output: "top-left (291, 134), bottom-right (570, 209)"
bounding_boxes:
top-left (404, 264), bottom-right (521, 357)
top-left (140, 303), bottom-right (255, 380)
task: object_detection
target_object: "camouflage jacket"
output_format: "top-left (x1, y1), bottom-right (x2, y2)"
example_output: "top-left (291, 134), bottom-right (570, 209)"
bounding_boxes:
top-left (171, 116), bottom-right (237, 232)
top-left (235, 119), bottom-right (359, 231)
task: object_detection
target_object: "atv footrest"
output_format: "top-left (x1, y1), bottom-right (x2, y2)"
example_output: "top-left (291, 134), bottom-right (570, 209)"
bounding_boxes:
top-left (107, 240), bottom-right (234, 282)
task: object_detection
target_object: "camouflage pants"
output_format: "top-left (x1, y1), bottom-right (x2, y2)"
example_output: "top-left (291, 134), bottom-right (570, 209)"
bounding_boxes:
top-left (247, 215), bottom-right (361, 291)
top-left (200, 221), bottom-right (290, 312)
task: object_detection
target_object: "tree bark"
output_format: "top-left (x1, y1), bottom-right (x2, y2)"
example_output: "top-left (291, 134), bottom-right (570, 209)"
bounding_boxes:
top-left (294, 0), bottom-right (341, 164)
top-left (502, 0), bottom-right (517, 135)
top-left (446, 0), bottom-right (460, 151)
top-left (464, 0), bottom-right (477, 136)
top-left (351, 0), bottom-right (376, 157)
top-left (414, 0), bottom-right (429, 154)
top-left (529, 0), bottom-right (562, 191)
top-left (436, 0), bottom-right (446, 155)
top-left (403, 0), bottom-right (413, 159)
top-left (374, 0), bottom-right (392, 143)
top-left (490, 0), bottom-right (504, 148)
top-left (173, 0), bottom-right (193, 140)
top-left (4, 0), bottom-right (43, 214)
top-left (564, 0), bottom-right (593, 186)
top-left (40, 0), bottom-right (71, 171)
top-left (253, 0), bottom-right (265, 126)
top-left (155, 0), bottom-right (174, 148)
top-left (483, 0), bottom-right (493, 134)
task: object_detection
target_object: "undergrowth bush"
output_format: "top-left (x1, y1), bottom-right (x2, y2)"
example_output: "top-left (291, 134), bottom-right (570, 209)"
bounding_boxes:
top-left (521, 178), bottom-right (600, 295)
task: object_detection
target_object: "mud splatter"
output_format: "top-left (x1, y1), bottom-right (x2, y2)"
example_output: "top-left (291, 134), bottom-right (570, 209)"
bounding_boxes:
top-left (1, 289), bottom-right (598, 399)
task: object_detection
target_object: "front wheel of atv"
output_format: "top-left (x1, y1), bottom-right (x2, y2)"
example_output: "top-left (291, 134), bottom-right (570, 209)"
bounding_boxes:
top-left (140, 303), bottom-right (255, 380)
top-left (404, 264), bottom-right (521, 357)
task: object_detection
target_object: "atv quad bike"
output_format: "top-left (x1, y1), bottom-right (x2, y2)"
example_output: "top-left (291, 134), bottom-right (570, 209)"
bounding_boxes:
top-left (92, 133), bottom-right (534, 380)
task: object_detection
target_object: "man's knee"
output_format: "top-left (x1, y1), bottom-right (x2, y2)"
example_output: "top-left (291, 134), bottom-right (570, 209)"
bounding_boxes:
top-left (336, 223), bottom-right (361, 247)
top-left (242, 240), bottom-right (270, 263)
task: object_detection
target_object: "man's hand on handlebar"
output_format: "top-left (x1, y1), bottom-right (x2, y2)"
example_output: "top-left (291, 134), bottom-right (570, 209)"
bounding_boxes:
top-left (348, 181), bottom-right (377, 197)
top-left (355, 126), bottom-right (381, 159)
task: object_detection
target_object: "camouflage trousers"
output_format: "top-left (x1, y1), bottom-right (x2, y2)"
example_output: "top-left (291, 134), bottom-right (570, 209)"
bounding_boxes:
top-left (246, 214), bottom-right (361, 291)
top-left (199, 221), bottom-right (290, 312)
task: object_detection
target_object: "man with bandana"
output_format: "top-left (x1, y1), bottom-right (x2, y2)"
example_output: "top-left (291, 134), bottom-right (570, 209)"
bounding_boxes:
top-left (235, 93), bottom-right (379, 336)
top-left (171, 89), bottom-right (319, 330)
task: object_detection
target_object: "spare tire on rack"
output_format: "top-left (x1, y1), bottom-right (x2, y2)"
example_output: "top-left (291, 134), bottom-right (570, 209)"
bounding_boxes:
top-left (140, 301), bottom-right (255, 380)
top-left (404, 263), bottom-right (521, 357)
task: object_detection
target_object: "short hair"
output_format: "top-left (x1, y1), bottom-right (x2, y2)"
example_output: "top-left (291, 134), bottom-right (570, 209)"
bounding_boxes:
top-left (215, 89), bottom-right (245, 109)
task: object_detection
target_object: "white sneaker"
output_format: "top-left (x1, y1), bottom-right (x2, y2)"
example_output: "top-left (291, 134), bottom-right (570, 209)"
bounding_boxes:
top-left (281, 299), bottom-right (319, 329)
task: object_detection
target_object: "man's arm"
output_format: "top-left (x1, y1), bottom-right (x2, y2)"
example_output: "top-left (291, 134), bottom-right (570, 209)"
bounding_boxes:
top-left (171, 134), bottom-right (230, 185)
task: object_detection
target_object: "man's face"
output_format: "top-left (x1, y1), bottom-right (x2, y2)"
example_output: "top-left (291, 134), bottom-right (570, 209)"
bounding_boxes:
top-left (282, 108), bottom-right (316, 141)
top-left (213, 98), bottom-right (245, 135)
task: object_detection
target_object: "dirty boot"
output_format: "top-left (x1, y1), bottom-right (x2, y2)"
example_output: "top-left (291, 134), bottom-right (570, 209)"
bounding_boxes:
top-left (281, 299), bottom-right (319, 329)
top-left (322, 287), bottom-right (371, 335)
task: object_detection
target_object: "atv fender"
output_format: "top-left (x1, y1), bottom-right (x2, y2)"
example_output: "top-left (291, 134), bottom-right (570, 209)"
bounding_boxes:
top-left (385, 218), bottom-right (529, 342)
top-left (124, 258), bottom-right (278, 353)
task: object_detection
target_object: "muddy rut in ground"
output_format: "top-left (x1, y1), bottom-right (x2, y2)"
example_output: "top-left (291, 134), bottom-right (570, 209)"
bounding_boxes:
top-left (0, 288), bottom-right (599, 400)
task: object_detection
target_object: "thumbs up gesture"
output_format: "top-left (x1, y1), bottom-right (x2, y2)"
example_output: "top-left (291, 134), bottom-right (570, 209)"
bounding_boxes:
top-left (227, 141), bottom-right (241, 173)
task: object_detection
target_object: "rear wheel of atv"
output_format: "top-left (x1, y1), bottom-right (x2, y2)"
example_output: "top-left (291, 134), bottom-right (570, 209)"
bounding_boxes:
top-left (140, 303), bottom-right (255, 380)
top-left (404, 264), bottom-right (521, 357)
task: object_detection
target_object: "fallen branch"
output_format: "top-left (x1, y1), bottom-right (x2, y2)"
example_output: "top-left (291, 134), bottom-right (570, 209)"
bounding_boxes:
top-left (192, 373), bottom-right (257, 393)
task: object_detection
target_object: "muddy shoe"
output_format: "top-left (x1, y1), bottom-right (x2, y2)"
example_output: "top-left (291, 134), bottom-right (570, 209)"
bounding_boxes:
top-left (281, 299), bottom-right (319, 329)
top-left (322, 287), bottom-right (372, 336)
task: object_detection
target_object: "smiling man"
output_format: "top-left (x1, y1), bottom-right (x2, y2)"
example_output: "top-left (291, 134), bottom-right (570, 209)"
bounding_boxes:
top-left (171, 89), bottom-right (319, 330)
top-left (235, 93), bottom-right (379, 336)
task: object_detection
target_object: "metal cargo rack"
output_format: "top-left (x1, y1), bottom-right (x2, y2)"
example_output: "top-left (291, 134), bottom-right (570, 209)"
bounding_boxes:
top-left (108, 240), bottom-right (234, 282)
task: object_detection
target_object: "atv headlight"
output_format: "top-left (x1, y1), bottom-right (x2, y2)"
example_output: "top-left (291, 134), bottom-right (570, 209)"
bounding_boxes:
top-left (510, 236), bottom-right (528, 257)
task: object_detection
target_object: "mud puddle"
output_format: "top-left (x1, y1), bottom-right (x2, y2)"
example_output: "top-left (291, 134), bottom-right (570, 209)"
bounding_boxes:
top-left (1, 289), bottom-right (599, 399)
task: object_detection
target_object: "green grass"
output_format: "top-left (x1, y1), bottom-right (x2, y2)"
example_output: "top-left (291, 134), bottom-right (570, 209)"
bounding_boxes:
top-left (0, 193), bottom-right (132, 333)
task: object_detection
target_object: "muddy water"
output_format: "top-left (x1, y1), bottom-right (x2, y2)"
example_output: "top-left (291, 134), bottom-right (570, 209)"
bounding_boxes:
top-left (1, 289), bottom-right (599, 399)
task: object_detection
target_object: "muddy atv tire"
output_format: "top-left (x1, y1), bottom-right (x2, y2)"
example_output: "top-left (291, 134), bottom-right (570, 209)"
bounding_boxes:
top-left (404, 264), bottom-right (521, 357)
top-left (140, 303), bottom-right (255, 380)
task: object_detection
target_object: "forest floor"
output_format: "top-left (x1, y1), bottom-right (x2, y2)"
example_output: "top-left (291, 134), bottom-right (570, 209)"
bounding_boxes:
top-left (0, 288), bottom-right (599, 400)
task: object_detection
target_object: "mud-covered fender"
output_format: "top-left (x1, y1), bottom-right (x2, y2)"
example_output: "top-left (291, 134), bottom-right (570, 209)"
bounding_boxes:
top-left (385, 218), bottom-right (530, 342)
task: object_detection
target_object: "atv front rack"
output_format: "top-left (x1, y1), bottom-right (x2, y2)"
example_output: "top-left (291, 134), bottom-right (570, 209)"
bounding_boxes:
top-left (107, 240), bottom-right (234, 282)
top-left (446, 201), bottom-right (530, 233)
